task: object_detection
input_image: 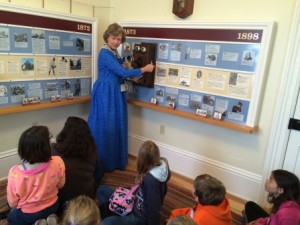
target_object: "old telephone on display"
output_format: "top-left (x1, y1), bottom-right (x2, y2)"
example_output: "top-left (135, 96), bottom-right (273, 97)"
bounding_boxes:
top-left (126, 42), bottom-right (157, 88)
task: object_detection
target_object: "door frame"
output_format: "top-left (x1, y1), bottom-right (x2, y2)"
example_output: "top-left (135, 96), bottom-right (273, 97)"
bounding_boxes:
top-left (260, 0), bottom-right (300, 206)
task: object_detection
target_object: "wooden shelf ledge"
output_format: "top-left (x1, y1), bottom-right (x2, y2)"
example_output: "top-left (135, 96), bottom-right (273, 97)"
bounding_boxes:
top-left (0, 96), bottom-right (90, 115)
top-left (127, 99), bottom-right (258, 133)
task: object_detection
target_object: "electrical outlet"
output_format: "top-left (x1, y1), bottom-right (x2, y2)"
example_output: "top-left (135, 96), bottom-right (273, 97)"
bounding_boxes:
top-left (160, 125), bottom-right (165, 134)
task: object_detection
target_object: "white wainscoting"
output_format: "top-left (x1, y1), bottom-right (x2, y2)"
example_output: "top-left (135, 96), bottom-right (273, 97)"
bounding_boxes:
top-left (128, 133), bottom-right (262, 202)
top-left (0, 148), bottom-right (19, 180)
top-left (0, 135), bottom-right (262, 201)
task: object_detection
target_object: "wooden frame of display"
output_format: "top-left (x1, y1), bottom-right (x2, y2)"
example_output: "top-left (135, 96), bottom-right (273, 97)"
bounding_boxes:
top-left (0, 96), bottom-right (90, 115)
top-left (128, 99), bottom-right (257, 133)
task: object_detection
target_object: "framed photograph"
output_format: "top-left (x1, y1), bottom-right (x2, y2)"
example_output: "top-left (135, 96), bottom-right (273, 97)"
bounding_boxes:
top-left (167, 100), bottom-right (176, 109)
top-left (51, 95), bottom-right (56, 101)
top-left (213, 112), bottom-right (222, 120)
top-left (67, 93), bottom-right (74, 99)
top-left (151, 97), bottom-right (157, 104)
top-left (22, 98), bottom-right (28, 105)
top-left (196, 109), bottom-right (207, 117)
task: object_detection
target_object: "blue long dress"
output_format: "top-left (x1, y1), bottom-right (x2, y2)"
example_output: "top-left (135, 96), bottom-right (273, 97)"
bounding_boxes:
top-left (88, 46), bottom-right (142, 171)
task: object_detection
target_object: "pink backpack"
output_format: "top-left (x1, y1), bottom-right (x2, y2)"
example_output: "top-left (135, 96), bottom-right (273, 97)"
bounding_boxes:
top-left (109, 184), bottom-right (140, 216)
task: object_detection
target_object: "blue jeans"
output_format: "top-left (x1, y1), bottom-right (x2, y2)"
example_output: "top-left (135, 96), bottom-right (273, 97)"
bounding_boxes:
top-left (96, 185), bottom-right (114, 204)
top-left (96, 185), bottom-right (144, 225)
top-left (7, 200), bottom-right (59, 225)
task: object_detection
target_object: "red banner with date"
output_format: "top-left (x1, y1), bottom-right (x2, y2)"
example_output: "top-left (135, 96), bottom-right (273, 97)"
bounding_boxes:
top-left (123, 27), bottom-right (262, 43)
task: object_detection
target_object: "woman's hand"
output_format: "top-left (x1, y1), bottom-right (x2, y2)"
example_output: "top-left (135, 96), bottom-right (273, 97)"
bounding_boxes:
top-left (141, 63), bottom-right (155, 73)
top-left (123, 62), bottom-right (130, 69)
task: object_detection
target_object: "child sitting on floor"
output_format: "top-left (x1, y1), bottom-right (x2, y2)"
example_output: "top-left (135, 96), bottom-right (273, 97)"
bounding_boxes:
top-left (6, 126), bottom-right (65, 225)
top-left (242, 169), bottom-right (300, 225)
top-left (169, 174), bottom-right (233, 225)
top-left (61, 195), bottom-right (101, 225)
top-left (96, 140), bottom-right (171, 225)
top-left (51, 116), bottom-right (105, 215)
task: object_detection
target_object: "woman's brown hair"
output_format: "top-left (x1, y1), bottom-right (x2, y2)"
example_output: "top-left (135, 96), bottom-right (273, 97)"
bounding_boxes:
top-left (103, 23), bottom-right (126, 43)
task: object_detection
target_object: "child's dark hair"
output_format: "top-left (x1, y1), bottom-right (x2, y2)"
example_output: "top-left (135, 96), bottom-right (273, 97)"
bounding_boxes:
top-left (18, 126), bottom-right (52, 164)
top-left (103, 23), bottom-right (126, 43)
top-left (136, 140), bottom-right (161, 183)
top-left (268, 169), bottom-right (300, 213)
top-left (194, 174), bottom-right (226, 206)
top-left (54, 116), bottom-right (97, 159)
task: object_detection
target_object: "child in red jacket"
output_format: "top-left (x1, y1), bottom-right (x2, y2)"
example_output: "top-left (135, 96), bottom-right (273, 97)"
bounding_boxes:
top-left (169, 174), bottom-right (233, 225)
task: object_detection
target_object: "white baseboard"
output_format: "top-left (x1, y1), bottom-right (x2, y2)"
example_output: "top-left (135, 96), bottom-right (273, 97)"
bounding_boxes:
top-left (128, 133), bottom-right (262, 202)
top-left (0, 136), bottom-right (262, 202)
top-left (0, 148), bottom-right (19, 180)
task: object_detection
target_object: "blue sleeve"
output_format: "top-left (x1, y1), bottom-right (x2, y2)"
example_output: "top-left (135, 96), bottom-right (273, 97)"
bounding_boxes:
top-left (143, 175), bottom-right (163, 225)
top-left (99, 49), bottom-right (142, 78)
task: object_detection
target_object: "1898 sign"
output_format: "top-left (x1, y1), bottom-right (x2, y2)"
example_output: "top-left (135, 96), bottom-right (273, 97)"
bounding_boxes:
top-left (237, 32), bottom-right (259, 41)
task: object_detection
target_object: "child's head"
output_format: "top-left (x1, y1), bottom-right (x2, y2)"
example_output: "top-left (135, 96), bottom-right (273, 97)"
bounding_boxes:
top-left (136, 140), bottom-right (161, 181)
top-left (55, 116), bottom-right (96, 159)
top-left (62, 195), bottom-right (100, 225)
top-left (266, 169), bottom-right (300, 212)
top-left (18, 126), bottom-right (52, 164)
top-left (193, 174), bottom-right (226, 206)
top-left (167, 215), bottom-right (198, 225)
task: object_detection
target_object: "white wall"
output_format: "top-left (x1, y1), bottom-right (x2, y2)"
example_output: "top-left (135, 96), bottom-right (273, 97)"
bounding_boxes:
top-left (112, 0), bottom-right (297, 202)
top-left (0, 0), bottom-right (297, 203)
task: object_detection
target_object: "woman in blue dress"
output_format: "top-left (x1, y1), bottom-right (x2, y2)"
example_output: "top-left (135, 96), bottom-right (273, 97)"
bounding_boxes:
top-left (88, 23), bottom-right (155, 171)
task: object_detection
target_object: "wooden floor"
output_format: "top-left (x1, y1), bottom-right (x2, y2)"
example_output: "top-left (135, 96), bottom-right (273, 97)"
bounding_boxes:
top-left (127, 154), bottom-right (245, 216)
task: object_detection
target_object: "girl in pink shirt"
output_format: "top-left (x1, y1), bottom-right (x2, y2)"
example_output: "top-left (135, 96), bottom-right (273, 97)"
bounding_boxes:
top-left (243, 169), bottom-right (300, 225)
top-left (6, 126), bottom-right (65, 225)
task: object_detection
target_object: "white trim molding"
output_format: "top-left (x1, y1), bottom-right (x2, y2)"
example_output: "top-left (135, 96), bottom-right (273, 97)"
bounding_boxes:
top-left (129, 133), bottom-right (262, 202)
top-left (261, 0), bottom-right (300, 207)
top-left (0, 148), bottom-right (19, 179)
top-left (1, 137), bottom-right (262, 201)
